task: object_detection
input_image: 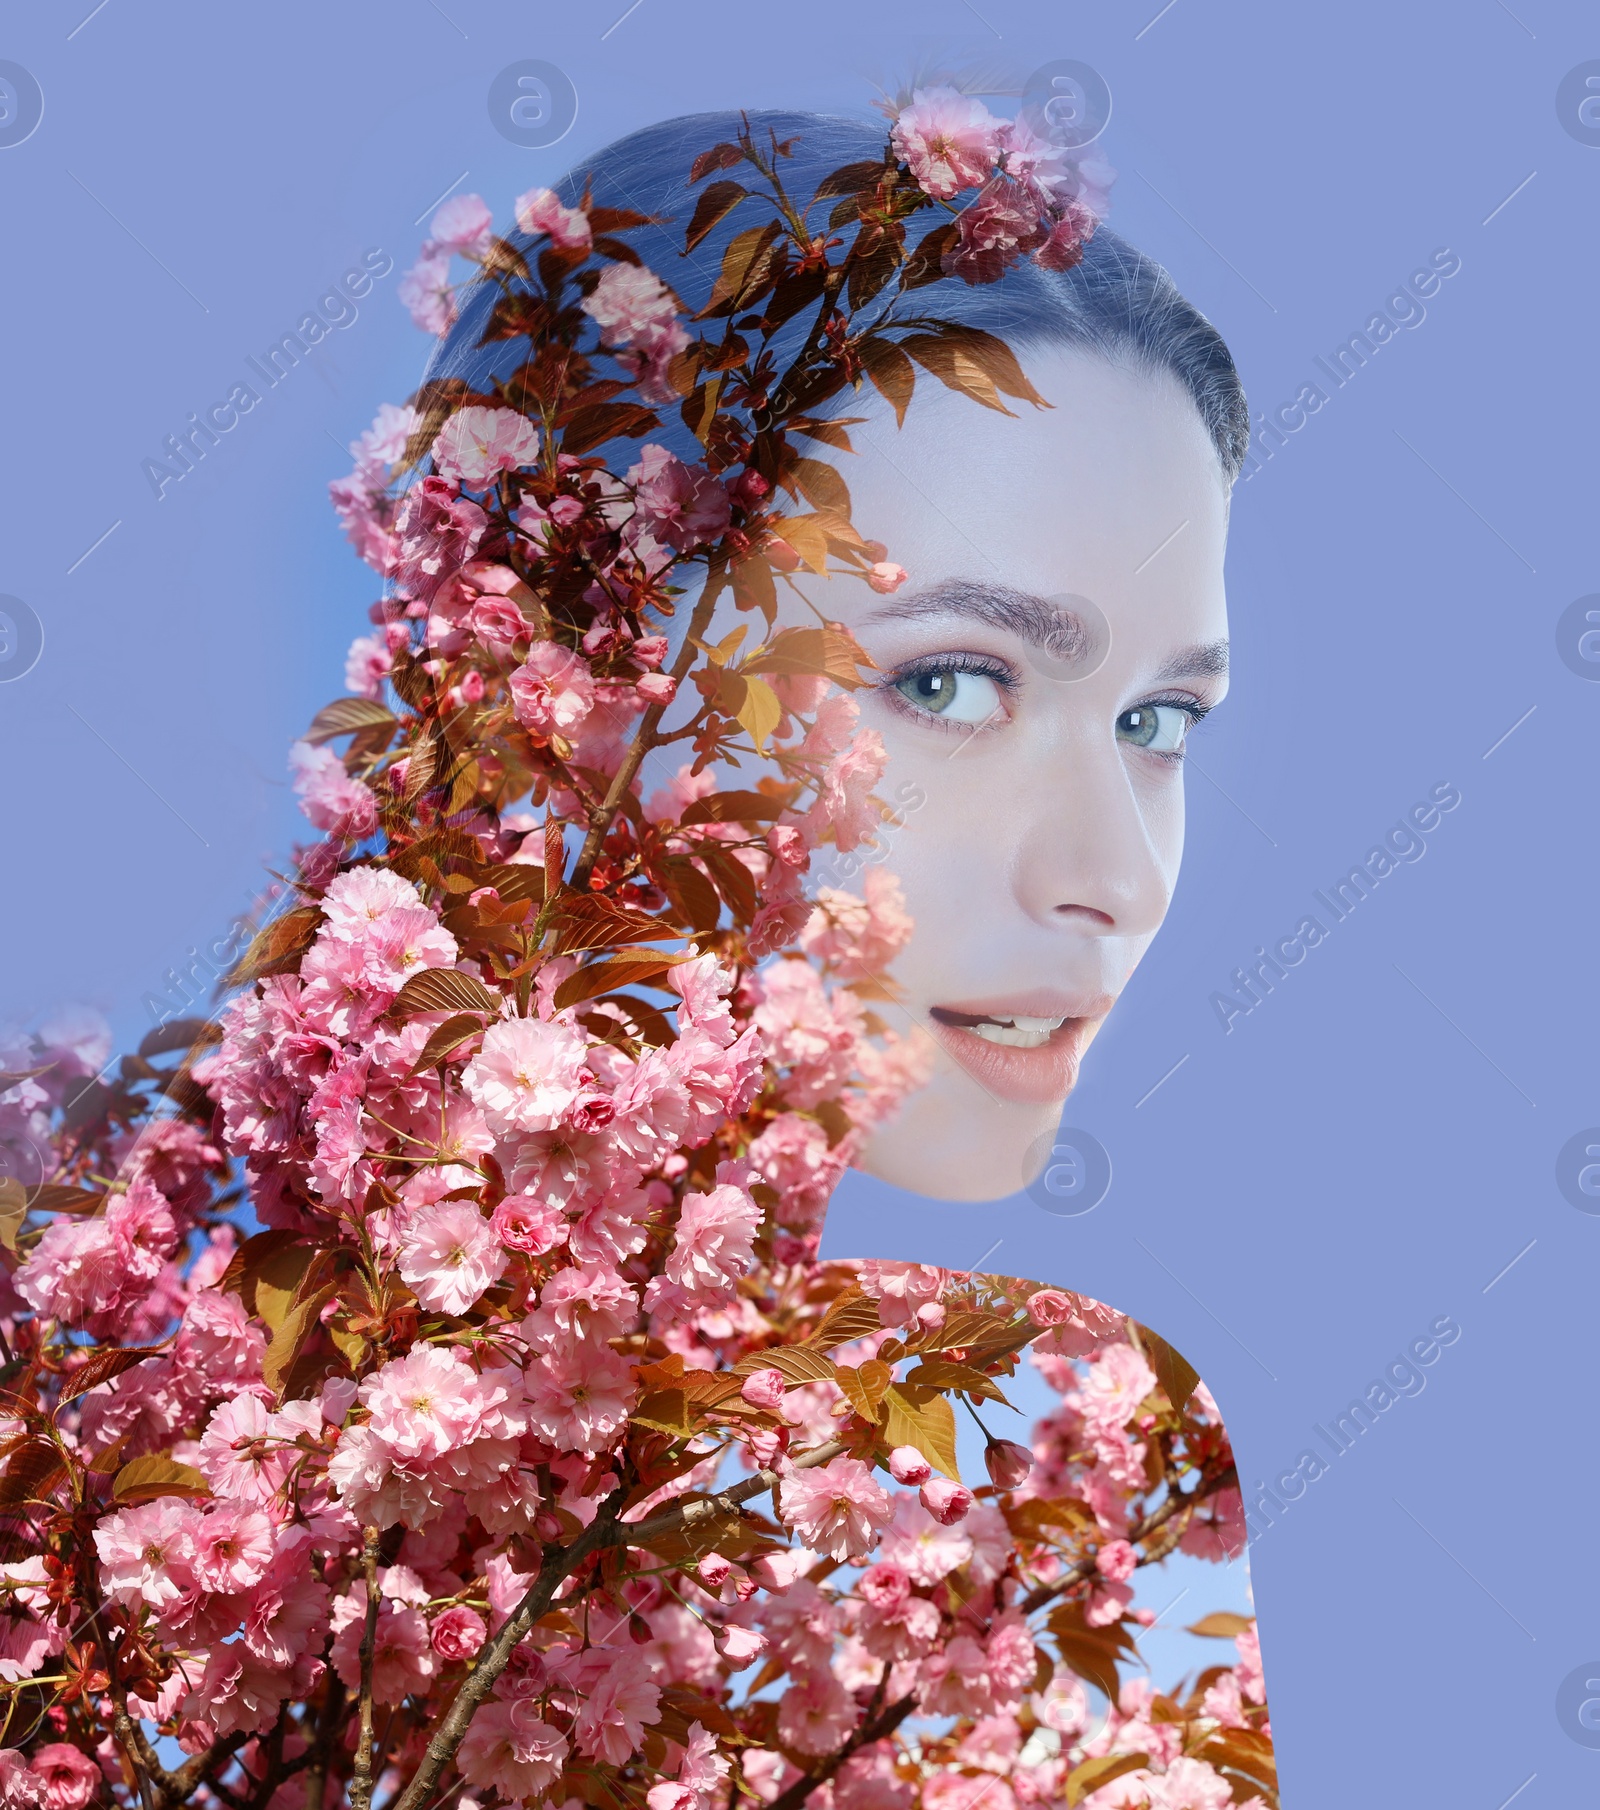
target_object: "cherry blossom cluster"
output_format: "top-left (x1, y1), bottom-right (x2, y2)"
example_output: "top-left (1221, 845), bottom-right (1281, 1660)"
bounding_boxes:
top-left (0, 101), bottom-right (1272, 1810)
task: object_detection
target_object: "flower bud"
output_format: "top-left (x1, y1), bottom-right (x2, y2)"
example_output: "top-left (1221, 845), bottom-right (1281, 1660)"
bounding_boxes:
top-left (714, 1623), bottom-right (767, 1666)
top-left (919, 1478), bottom-right (972, 1525)
top-left (696, 1553), bottom-right (733, 1590)
top-left (887, 1445), bottom-right (932, 1486)
top-left (636, 672), bottom-right (677, 706)
top-left (984, 1439), bottom-right (1033, 1490)
top-left (740, 1368), bottom-right (788, 1412)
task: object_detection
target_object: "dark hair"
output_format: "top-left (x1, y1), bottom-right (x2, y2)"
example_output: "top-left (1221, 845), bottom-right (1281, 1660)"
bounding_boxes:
top-left (431, 108), bottom-right (1250, 482)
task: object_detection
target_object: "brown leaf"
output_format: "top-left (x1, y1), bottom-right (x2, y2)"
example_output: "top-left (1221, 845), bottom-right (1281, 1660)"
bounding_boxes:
top-left (0, 1438), bottom-right (66, 1509)
top-left (859, 338), bottom-right (916, 428)
top-left (695, 221), bottom-right (783, 319)
top-left (24, 1183), bottom-right (103, 1215)
top-left (409, 1013), bottom-right (489, 1075)
top-left (553, 953), bottom-right (689, 1012)
top-left (305, 697), bottom-right (397, 745)
top-left (683, 180), bottom-right (747, 252)
top-left (900, 220), bottom-right (960, 289)
top-left (261, 1281), bottom-right (339, 1396)
top-left (113, 1454), bottom-right (210, 1505)
top-left (730, 552), bottom-right (777, 620)
top-left (137, 1018), bottom-right (223, 1060)
top-left (1138, 1324), bottom-right (1201, 1415)
top-left (790, 458), bottom-right (851, 518)
top-left (558, 401), bottom-right (661, 457)
top-left (902, 1358), bottom-right (1013, 1407)
top-left (58, 1346), bottom-right (164, 1403)
top-left (1186, 1611), bottom-right (1255, 1639)
top-left (1065, 1753), bottom-right (1150, 1807)
top-left (546, 895), bottom-right (678, 956)
top-left (813, 159), bottom-right (886, 202)
top-left (630, 1389), bottom-right (695, 1439)
top-left (771, 514), bottom-right (830, 576)
top-left (689, 142), bottom-right (745, 183)
top-left (0, 1181), bottom-right (25, 1252)
top-left (835, 1358), bottom-right (891, 1423)
top-left (900, 334), bottom-right (1014, 415)
top-left (881, 1385), bottom-right (961, 1482)
top-left (389, 968), bottom-right (502, 1020)
top-left (225, 906), bottom-right (323, 987)
top-left (679, 791), bottom-right (786, 827)
top-left (807, 1289), bottom-right (883, 1350)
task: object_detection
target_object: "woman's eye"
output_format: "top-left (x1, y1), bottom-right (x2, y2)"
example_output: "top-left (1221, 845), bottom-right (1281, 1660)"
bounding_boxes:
top-left (1117, 703), bottom-right (1191, 754)
top-left (892, 669), bottom-right (1004, 725)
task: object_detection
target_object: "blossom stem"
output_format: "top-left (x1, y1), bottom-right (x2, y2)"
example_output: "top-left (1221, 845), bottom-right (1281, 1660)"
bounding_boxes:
top-left (387, 1437), bottom-right (848, 1810)
top-left (569, 557), bottom-right (730, 890)
top-left (349, 1525), bottom-right (383, 1810)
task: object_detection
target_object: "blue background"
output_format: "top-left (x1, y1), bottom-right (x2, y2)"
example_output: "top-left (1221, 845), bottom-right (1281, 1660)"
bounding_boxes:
top-left (2, 0), bottom-right (1596, 1799)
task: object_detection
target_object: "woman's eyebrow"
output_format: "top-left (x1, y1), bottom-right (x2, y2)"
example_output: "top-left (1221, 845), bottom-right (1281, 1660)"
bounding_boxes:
top-left (867, 579), bottom-right (1229, 680)
top-left (866, 578), bottom-right (1090, 653)
top-left (1152, 639), bottom-right (1230, 681)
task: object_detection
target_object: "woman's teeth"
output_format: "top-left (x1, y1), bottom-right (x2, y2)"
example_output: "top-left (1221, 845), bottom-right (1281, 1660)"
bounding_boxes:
top-left (965, 1014), bottom-right (1067, 1049)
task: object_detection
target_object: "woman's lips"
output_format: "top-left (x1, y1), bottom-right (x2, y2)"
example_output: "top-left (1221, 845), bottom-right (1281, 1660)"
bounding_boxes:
top-left (927, 995), bottom-right (1113, 1107)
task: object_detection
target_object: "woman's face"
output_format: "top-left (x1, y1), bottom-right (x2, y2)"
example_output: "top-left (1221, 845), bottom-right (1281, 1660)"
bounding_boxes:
top-left (791, 345), bottom-right (1233, 1200)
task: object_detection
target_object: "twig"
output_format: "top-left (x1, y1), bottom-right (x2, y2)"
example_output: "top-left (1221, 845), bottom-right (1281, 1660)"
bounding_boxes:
top-left (386, 1436), bottom-right (848, 1810)
top-left (350, 1526), bottom-right (383, 1810)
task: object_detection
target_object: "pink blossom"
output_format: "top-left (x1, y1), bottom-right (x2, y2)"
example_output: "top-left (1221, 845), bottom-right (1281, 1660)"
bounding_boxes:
top-left (942, 174), bottom-right (1051, 286)
top-left (1096, 1537), bottom-right (1137, 1583)
top-left (627, 445), bottom-right (732, 553)
top-left (866, 560), bottom-right (907, 593)
top-left (522, 1336), bottom-right (634, 1457)
top-left (661, 1183), bottom-right (761, 1297)
top-left (509, 641), bottom-right (597, 736)
top-left (0, 1751), bottom-right (46, 1810)
top-left (331, 1589), bottom-right (438, 1704)
top-left (459, 1700), bottom-right (569, 1800)
top-left (190, 1504), bottom-right (276, 1594)
top-left (887, 1446), bottom-right (931, 1486)
top-left (288, 742), bottom-right (378, 840)
top-left (582, 262), bottom-right (680, 347)
top-left (490, 1193), bottom-right (568, 1255)
top-left (463, 1015), bottom-right (589, 1135)
top-left (93, 1498), bottom-right (196, 1611)
top-left (984, 1439), bottom-right (1033, 1490)
top-left (637, 672), bottom-right (677, 705)
top-left (573, 1649), bottom-right (662, 1763)
top-left (919, 1478), bottom-right (972, 1527)
top-left (778, 1457), bottom-right (892, 1562)
top-left (1080, 1343), bottom-right (1157, 1432)
top-left (344, 632), bottom-right (392, 699)
top-left (646, 1722), bottom-right (730, 1810)
top-left (25, 1747), bottom-right (99, 1810)
top-left (429, 193), bottom-right (493, 257)
top-left (431, 1603), bottom-right (487, 1659)
top-left (777, 1669), bottom-right (857, 1756)
top-left (432, 406), bottom-right (541, 488)
top-left (891, 86), bottom-right (1002, 200)
top-left (398, 1200), bottom-right (507, 1314)
top-left (393, 475), bottom-right (488, 601)
top-left (515, 186), bottom-right (592, 251)
top-left (1026, 1287), bottom-right (1074, 1327)
top-left (397, 247), bottom-right (457, 336)
top-left (799, 867), bottom-right (913, 982)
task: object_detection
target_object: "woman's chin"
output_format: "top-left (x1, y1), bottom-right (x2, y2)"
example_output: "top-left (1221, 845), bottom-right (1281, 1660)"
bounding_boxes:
top-left (857, 1077), bottom-right (1067, 1203)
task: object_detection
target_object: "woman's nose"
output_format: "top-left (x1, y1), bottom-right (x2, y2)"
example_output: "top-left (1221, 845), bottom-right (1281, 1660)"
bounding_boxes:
top-left (1009, 742), bottom-right (1173, 939)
